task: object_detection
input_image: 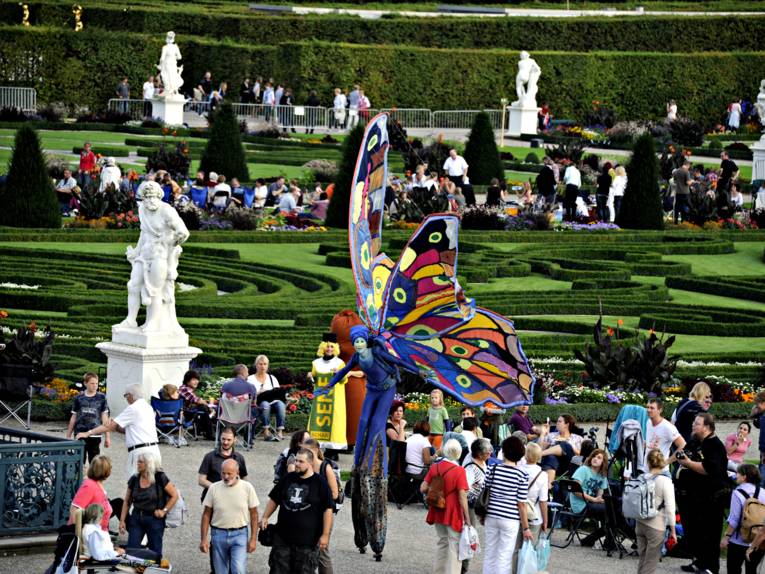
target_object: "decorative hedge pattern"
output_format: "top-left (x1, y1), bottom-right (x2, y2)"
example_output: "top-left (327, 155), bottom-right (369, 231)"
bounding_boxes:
top-left (2, 26), bottom-right (765, 121)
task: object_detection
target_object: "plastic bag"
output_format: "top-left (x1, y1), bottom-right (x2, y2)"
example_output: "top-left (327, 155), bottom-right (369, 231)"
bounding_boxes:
top-left (458, 524), bottom-right (480, 561)
top-left (517, 539), bottom-right (538, 574)
top-left (536, 534), bottom-right (551, 570)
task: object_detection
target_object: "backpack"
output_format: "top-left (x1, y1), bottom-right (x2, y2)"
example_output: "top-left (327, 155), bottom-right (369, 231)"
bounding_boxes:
top-left (426, 462), bottom-right (456, 509)
top-left (273, 447), bottom-right (290, 484)
top-left (737, 486), bottom-right (765, 543)
top-left (622, 473), bottom-right (662, 520)
top-left (320, 459), bottom-right (345, 507)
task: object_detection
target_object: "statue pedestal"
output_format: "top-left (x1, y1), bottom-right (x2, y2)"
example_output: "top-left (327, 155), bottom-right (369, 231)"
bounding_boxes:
top-left (97, 332), bottom-right (201, 417)
top-left (508, 104), bottom-right (539, 137)
top-left (152, 94), bottom-right (186, 126)
top-left (753, 137), bottom-right (765, 182)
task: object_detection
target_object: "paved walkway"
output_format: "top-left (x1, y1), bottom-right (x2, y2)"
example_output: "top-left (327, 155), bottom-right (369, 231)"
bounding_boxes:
top-left (0, 418), bottom-right (746, 572)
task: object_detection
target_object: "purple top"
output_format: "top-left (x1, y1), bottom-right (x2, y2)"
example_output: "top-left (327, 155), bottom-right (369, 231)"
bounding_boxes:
top-left (728, 483), bottom-right (765, 546)
top-left (509, 411), bottom-right (534, 435)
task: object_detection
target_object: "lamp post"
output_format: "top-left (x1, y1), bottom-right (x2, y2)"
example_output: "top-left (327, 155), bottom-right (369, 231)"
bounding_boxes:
top-left (499, 97), bottom-right (509, 149)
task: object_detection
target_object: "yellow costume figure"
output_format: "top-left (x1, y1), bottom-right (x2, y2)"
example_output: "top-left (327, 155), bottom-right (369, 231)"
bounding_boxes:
top-left (309, 338), bottom-right (348, 450)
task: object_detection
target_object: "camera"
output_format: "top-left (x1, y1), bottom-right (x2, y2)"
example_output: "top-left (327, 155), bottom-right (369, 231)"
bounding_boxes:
top-left (675, 450), bottom-right (686, 460)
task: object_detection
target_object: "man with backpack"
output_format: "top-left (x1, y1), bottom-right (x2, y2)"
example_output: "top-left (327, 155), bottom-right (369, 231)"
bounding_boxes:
top-left (721, 464), bottom-right (765, 574)
top-left (671, 413), bottom-right (728, 574)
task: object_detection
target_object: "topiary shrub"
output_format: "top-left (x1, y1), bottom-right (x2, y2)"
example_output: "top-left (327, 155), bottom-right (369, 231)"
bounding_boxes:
top-left (463, 111), bottom-right (504, 185)
top-left (617, 133), bottom-right (664, 230)
top-left (668, 117), bottom-right (705, 147)
top-left (325, 123), bottom-right (365, 229)
top-left (524, 152), bottom-right (541, 164)
top-left (199, 103), bottom-right (249, 181)
top-left (0, 125), bottom-right (61, 228)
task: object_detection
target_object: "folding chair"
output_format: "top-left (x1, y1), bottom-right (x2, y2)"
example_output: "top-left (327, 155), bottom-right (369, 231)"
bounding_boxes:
top-left (386, 440), bottom-right (423, 508)
top-left (550, 478), bottom-right (603, 549)
top-left (215, 393), bottom-right (255, 449)
top-left (190, 186), bottom-right (207, 208)
top-left (150, 397), bottom-right (193, 448)
top-left (0, 368), bottom-right (33, 430)
top-left (242, 187), bottom-right (256, 208)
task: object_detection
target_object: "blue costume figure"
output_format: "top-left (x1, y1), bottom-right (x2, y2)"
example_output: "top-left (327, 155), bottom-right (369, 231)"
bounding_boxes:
top-left (318, 113), bottom-right (535, 562)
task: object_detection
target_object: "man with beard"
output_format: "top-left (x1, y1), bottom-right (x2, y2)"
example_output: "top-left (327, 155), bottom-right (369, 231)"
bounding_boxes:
top-left (260, 449), bottom-right (333, 574)
top-left (671, 413), bottom-right (728, 574)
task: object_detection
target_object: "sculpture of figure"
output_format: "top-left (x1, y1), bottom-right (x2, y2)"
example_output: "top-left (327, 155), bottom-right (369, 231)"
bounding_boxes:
top-left (99, 157), bottom-right (121, 193)
top-left (117, 181), bottom-right (190, 333)
top-left (755, 79), bottom-right (765, 132)
top-left (513, 50), bottom-right (542, 107)
top-left (157, 31), bottom-right (183, 98)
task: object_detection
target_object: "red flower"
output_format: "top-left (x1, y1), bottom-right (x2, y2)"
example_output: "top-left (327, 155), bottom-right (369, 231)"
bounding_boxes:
top-left (607, 327), bottom-right (615, 337)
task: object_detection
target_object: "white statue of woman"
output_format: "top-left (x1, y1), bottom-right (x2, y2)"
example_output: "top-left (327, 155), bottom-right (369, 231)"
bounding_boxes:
top-left (755, 79), bottom-right (765, 132)
top-left (513, 51), bottom-right (541, 107)
top-left (158, 31), bottom-right (184, 98)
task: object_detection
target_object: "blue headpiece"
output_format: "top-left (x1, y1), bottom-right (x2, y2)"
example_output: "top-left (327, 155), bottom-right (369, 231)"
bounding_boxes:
top-left (350, 325), bottom-right (370, 343)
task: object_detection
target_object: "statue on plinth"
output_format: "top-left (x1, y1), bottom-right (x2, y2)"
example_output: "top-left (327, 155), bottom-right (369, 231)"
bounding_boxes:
top-left (755, 79), bottom-right (765, 138)
top-left (117, 181), bottom-right (189, 334)
top-left (513, 51), bottom-right (541, 108)
top-left (158, 31), bottom-right (184, 98)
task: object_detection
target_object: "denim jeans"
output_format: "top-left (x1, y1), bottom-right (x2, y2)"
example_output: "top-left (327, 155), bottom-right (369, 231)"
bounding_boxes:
top-left (259, 400), bottom-right (286, 429)
top-left (211, 526), bottom-right (249, 574)
top-left (127, 510), bottom-right (165, 557)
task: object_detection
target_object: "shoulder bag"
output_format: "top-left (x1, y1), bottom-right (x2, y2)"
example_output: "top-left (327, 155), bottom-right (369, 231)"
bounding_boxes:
top-left (474, 464), bottom-right (496, 518)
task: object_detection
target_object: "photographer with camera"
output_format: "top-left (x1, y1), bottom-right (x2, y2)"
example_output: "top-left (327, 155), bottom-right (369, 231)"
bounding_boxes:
top-left (670, 413), bottom-right (728, 574)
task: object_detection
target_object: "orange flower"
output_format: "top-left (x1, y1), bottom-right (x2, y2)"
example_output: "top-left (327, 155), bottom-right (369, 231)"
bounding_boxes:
top-left (0, 310), bottom-right (8, 318)
top-left (617, 319), bottom-right (624, 326)
top-left (607, 327), bottom-right (615, 336)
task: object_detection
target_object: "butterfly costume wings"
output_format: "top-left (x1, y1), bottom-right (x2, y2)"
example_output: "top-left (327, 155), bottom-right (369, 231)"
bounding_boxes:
top-left (348, 113), bottom-right (534, 408)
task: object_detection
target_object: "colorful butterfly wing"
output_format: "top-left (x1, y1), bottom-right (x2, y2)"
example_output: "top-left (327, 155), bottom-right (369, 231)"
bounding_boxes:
top-left (349, 113), bottom-right (391, 333)
top-left (382, 308), bottom-right (534, 408)
top-left (381, 214), bottom-right (475, 336)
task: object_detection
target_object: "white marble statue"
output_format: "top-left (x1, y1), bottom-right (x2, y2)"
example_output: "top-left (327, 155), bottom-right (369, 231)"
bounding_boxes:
top-left (157, 31), bottom-right (184, 98)
top-left (513, 51), bottom-right (541, 108)
top-left (117, 181), bottom-right (190, 334)
top-left (99, 157), bottom-right (121, 192)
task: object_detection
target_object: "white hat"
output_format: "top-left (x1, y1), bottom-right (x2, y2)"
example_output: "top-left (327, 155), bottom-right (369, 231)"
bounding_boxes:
top-left (208, 172), bottom-right (219, 183)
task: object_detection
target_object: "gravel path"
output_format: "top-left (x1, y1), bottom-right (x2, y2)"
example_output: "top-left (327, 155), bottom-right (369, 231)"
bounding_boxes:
top-left (0, 418), bottom-right (747, 573)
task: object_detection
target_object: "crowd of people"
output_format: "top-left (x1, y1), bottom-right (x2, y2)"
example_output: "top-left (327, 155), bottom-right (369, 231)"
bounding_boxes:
top-left (60, 365), bottom-right (765, 574)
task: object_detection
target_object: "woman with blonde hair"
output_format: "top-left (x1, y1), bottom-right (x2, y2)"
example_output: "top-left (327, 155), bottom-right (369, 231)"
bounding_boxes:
top-left (608, 165), bottom-right (627, 222)
top-left (514, 442), bottom-right (549, 572)
top-left (671, 381), bottom-right (712, 441)
top-left (249, 354), bottom-right (286, 441)
top-left (636, 449), bottom-right (676, 574)
top-left (428, 389), bottom-right (449, 449)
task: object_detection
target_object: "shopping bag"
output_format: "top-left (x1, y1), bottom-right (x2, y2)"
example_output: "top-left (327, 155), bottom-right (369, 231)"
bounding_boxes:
top-left (536, 533), bottom-right (551, 570)
top-left (517, 539), bottom-right (538, 574)
top-left (458, 524), bottom-right (480, 561)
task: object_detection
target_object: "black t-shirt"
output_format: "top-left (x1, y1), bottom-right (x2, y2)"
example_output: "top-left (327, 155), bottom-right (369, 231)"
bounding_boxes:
top-left (72, 392), bottom-right (109, 434)
top-left (536, 166), bottom-right (556, 196)
top-left (597, 173), bottom-right (612, 196)
top-left (269, 472), bottom-right (332, 547)
top-left (678, 434), bottom-right (727, 496)
top-left (720, 158), bottom-right (738, 181)
top-left (128, 471), bottom-right (170, 513)
top-left (198, 449), bottom-right (248, 501)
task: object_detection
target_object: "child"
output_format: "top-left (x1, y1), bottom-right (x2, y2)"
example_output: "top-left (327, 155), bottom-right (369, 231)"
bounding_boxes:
top-left (569, 448), bottom-right (614, 549)
top-left (159, 384), bottom-right (180, 400)
top-left (66, 372), bottom-right (110, 464)
top-left (82, 503), bottom-right (125, 560)
top-left (427, 389), bottom-right (449, 449)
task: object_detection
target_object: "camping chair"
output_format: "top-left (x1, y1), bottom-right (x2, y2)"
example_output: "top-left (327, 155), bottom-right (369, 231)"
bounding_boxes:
top-left (215, 393), bottom-right (256, 449)
top-left (242, 187), bottom-right (256, 208)
top-left (387, 440), bottom-right (423, 508)
top-left (190, 186), bottom-right (207, 208)
top-left (550, 479), bottom-right (604, 549)
top-left (0, 372), bottom-right (33, 430)
top-left (150, 397), bottom-right (193, 448)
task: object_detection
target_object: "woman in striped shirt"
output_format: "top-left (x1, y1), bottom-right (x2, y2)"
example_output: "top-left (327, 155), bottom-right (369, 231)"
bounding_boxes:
top-left (482, 436), bottom-right (533, 574)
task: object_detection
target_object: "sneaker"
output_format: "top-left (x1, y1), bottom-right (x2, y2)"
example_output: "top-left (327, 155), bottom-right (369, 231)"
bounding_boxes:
top-left (266, 435), bottom-right (279, 442)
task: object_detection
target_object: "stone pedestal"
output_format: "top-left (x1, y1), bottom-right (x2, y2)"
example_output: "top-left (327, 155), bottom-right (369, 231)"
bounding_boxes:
top-left (508, 104), bottom-right (539, 137)
top-left (753, 137), bottom-right (765, 182)
top-left (151, 94), bottom-right (186, 126)
top-left (97, 326), bottom-right (201, 417)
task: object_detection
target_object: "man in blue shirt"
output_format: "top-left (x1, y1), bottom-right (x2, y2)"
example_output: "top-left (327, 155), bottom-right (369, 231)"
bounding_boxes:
top-left (221, 364), bottom-right (257, 398)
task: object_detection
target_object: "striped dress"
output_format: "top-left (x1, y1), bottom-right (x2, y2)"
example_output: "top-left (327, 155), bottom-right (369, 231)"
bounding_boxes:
top-left (485, 463), bottom-right (528, 520)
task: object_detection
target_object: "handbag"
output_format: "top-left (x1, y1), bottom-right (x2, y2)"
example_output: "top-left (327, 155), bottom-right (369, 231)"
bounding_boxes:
top-left (258, 523), bottom-right (276, 547)
top-left (523, 469), bottom-right (543, 523)
top-left (474, 464), bottom-right (496, 518)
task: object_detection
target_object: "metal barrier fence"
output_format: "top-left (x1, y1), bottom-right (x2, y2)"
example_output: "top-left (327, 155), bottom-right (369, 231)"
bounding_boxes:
top-left (0, 86), bottom-right (37, 112)
top-left (0, 426), bottom-right (83, 535)
top-left (107, 99), bottom-right (507, 131)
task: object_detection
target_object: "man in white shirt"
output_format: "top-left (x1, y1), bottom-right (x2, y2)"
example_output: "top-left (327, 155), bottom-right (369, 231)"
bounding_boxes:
top-left (563, 162), bottom-right (582, 221)
top-left (212, 174), bottom-right (232, 211)
top-left (442, 149), bottom-right (469, 189)
top-left (56, 168), bottom-right (79, 213)
top-left (201, 459), bottom-right (259, 574)
top-left (643, 397), bottom-right (685, 473)
top-left (142, 75), bottom-right (155, 118)
top-left (76, 383), bottom-right (160, 479)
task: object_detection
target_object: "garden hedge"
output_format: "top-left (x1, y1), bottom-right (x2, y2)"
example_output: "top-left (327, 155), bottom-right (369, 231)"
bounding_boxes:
top-left (4, 3), bottom-right (765, 53)
top-left (2, 26), bottom-right (765, 122)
